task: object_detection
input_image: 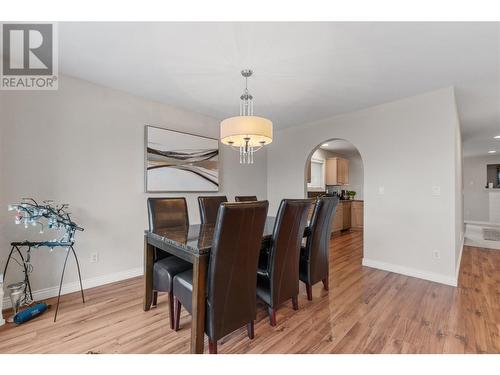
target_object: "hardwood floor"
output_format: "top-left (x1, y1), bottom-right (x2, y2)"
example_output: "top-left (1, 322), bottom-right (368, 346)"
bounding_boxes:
top-left (1, 231), bottom-right (499, 354)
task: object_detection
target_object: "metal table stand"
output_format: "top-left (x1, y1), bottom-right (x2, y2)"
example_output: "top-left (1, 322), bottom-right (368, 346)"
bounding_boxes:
top-left (3, 241), bottom-right (85, 322)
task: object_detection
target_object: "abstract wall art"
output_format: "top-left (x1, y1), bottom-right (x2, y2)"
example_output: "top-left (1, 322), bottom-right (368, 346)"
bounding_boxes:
top-left (145, 125), bottom-right (219, 192)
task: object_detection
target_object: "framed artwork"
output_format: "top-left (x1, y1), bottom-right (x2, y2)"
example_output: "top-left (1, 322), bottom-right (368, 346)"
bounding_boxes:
top-left (145, 125), bottom-right (219, 192)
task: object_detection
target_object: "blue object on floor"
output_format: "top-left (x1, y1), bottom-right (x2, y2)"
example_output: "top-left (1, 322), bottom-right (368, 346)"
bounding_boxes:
top-left (14, 303), bottom-right (48, 324)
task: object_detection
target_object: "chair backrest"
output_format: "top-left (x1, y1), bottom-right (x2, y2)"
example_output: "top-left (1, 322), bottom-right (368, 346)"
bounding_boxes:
top-left (303, 196), bottom-right (339, 284)
top-left (235, 195), bottom-right (258, 202)
top-left (206, 201), bottom-right (269, 341)
top-left (147, 197), bottom-right (189, 231)
top-left (197, 196), bottom-right (228, 224)
top-left (268, 199), bottom-right (311, 307)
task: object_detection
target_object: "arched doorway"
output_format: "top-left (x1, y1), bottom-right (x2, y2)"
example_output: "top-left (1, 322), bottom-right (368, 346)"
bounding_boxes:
top-left (304, 138), bottom-right (364, 263)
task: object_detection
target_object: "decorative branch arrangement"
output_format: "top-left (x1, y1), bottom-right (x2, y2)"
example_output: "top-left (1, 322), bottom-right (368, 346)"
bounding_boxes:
top-left (4, 198), bottom-right (85, 322)
top-left (8, 198), bottom-right (84, 243)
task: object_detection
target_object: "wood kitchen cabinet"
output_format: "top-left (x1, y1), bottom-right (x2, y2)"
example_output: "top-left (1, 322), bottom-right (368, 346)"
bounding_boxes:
top-left (351, 201), bottom-right (364, 229)
top-left (331, 200), bottom-right (363, 235)
top-left (325, 157), bottom-right (349, 185)
top-left (331, 201), bottom-right (351, 233)
top-left (331, 201), bottom-right (343, 232)
top-left (342, 201), bottom-right (351, 230)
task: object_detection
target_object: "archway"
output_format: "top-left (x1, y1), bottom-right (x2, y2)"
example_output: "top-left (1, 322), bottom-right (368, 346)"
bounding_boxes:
top-left (304, 138), bottom-right (365, 262)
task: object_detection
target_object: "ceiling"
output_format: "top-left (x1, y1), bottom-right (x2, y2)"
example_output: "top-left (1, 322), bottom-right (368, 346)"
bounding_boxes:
top-left (59, 22), bottom-right (500, 156)
top-left (320, 140), bottom-right (360, 158)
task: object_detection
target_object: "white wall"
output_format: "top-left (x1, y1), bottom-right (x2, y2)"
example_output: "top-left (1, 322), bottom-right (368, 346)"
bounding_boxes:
top-left (463, 154), bottom-right (500, 221)
top-left (0, 75), bottom-right (267, 300)
top-left (267, 87), bottom-right (462, 286)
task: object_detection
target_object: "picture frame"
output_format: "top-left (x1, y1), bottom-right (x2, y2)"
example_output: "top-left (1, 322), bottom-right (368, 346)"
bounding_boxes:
top-left (144, 125), bottom-right (219, 192)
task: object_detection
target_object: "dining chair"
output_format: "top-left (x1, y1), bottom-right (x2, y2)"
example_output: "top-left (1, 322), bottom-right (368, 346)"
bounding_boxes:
top-left (197, 196), bottom-right (228, 224)
top-left (147, 197), bottom-right (192, 329)
top-left (172, 200), bottom-right (269, 354)
top-left (256, 199), bottom-right (311, 326)
top-left (235, 195), bottom-right (258, 202)
top-left (148, 197), bottom-right (189, 230)
top-left (299, 196), bottom-right (339, 300)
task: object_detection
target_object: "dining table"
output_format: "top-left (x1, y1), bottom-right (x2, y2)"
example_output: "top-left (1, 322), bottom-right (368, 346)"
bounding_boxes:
top-left (143, 216), bottom-right (310, 354)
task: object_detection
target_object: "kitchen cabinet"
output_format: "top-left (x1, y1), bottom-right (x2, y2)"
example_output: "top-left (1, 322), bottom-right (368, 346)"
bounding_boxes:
top-left (351, 201), bottom-right (364, 229)
top-left (332, 201), bottom-right (343, 232)
top-left (325, 157), bottom-right (349, 185)
top-left (342, 201), bottom-right (351, 230)
top-left (338, 158), bottom-right (349, 184)
top-left (331, 200), bottom-right (363, 234)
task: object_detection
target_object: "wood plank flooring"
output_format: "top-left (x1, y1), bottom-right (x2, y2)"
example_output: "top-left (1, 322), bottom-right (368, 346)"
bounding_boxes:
top-left (0, 231), bottom-right (499, 353)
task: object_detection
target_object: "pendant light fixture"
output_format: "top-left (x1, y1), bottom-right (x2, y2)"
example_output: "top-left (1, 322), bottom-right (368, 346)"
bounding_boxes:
top-left (220, 69), bottom-right (273, 164)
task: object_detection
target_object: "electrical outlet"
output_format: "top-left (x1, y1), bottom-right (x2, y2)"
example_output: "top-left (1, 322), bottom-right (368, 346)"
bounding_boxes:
top-left (432, 250), bottom-right (441, 259)
top-left (90, 252), bottom-right (99, 263)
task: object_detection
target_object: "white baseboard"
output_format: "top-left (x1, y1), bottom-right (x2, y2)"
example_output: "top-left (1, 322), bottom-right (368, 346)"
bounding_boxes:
top-left (464, 221), bottom-right (500, 250)
top-left (362, 258), bottom-right (457, 287)
top-left (464, 220), bottom-right (500, 228)
top-left (464, 238), bottom-right (500, 250)
top-left (2, 267), bottom-right (143, 309)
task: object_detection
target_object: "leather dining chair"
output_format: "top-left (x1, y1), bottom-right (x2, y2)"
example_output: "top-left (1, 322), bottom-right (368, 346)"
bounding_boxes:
top-left (299, 196), bottom-right (339, 300)
top-left (198, 196), bottom-right (228, 224)
top-left (147, 197), bottom-right (192, 329)
top-left (148, 197), bottom-right (190, 230)
top-left (172, 201), bottom-right (269, 354)
top-left (235, 195), bottom-right (258, 202)
top-left (256, 199), bottom-right (311, 326)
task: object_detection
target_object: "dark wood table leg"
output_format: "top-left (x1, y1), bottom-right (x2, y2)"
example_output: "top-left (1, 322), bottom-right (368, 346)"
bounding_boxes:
top-left (143, 236), bottom-right (154, 311)
top-left (191, 254), bottom-right (208, 354)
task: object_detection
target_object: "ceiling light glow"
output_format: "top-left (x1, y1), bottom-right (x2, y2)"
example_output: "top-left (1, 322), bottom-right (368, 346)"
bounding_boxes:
top-left (488, 150), bottom-right (496, 154)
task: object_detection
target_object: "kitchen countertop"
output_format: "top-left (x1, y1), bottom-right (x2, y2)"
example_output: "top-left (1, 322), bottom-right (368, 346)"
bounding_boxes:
top-left (306, 192), bottom-right (364, 202)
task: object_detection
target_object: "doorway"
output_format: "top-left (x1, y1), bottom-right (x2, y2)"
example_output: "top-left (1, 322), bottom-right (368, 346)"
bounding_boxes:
top-left (304, 139), bottom-right (364, 261)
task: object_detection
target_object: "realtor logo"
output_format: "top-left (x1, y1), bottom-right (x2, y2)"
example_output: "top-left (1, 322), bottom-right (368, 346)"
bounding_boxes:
top-left (1, 23), bottom-right (58, 90)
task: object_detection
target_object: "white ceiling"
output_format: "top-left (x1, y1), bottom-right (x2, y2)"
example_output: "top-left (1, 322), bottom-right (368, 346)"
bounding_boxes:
top-left (59, 22), bottom-right (500, 156)
top-left (320, 140), bottom-right (360, 158)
